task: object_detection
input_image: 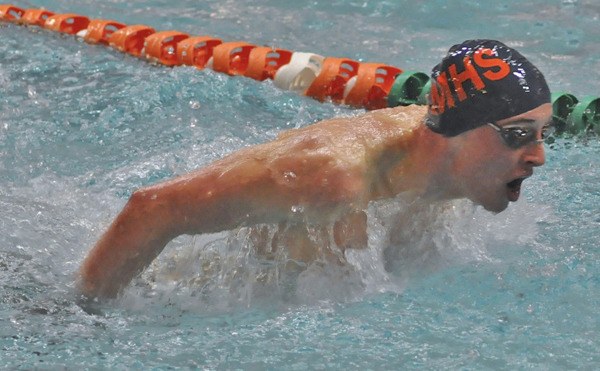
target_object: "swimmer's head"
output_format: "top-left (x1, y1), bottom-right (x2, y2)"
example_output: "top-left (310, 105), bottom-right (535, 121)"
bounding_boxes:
top-left (426, 39), bottom-right (550, 137)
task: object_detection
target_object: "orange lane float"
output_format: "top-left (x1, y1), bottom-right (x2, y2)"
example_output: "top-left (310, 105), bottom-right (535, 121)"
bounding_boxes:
top-left (176, 36), bottom-right (223, 68)
top-left (0, 4), bottom-right (475, 114)
top-left (304, 57), bottom-right (360, 103)
top-left (0, 4), bottom-right (24, 22)
top-left (245, 46), bottom-right (293, 81)
top-left (84, 19), bottom-right (126, 45)
top-left (44, 13), bottom-right (90, 35)
top-left (108, 24), bottom-right (156, 57)
top-left (211, 41), bottom-right (256, 76)
top-left (19, 8), bottom-right (54, 26)
top-left (143, 30), bottom-right (189, 66)
top-left (343, 63), bottom-right (403, 110)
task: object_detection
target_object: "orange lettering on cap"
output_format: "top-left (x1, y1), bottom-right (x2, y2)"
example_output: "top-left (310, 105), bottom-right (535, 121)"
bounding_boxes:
top-left (430, 72), bottom-right (455, 115)
top-left (448, 56), bottom-right (485, 101)
top-left (431, 47), bottom-right (512, 114)
top-left (473, 48), bottom-right (510, 81)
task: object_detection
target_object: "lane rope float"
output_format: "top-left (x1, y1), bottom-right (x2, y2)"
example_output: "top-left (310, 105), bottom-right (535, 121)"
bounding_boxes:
top-left (1, 4), bottom-right (598, 135)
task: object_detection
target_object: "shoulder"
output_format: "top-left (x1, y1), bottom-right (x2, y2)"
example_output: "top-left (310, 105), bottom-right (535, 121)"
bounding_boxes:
top-left (367, 105), bottom-right (428, 131)
top-left (276, 104), bottom-right (427, 142)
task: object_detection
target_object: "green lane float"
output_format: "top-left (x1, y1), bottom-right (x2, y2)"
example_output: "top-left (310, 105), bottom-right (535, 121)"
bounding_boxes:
top-left (551, 92), bottom-right (578, 134)
top-left (387, 71), bottom-right (430, 107)
top-left (566, 96), bottom-right (600, 135)
top-left (552, 93), bottom-right (600, 135)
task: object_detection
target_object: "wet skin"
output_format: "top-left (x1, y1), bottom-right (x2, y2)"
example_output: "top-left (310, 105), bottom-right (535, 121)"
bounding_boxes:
top-left (78, 103), bottom-right (553, 298)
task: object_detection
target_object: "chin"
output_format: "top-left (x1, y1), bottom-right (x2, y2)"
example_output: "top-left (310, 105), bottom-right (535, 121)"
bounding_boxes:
top-left (481, 199), bottom-right (509, 213)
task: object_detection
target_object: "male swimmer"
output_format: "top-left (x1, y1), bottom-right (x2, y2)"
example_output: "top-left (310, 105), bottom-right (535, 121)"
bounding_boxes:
top-left (78, 40), bottom-right (553, 298)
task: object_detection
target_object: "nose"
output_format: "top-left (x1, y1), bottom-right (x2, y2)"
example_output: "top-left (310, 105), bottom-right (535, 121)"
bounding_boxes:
top-left (522, 141), bottom-right (546, 167)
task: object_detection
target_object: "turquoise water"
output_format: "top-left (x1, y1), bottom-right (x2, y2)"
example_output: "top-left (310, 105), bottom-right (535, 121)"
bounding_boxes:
top-left (1, 0), bottom-right (599, 369)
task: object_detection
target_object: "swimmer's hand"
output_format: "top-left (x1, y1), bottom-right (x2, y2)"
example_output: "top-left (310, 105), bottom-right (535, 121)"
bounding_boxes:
top-left (77, 189), bottom-right (180, 298)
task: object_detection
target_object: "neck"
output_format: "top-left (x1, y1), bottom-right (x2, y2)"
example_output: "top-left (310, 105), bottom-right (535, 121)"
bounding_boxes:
top-left (386, 125), bottom-right (462, 201)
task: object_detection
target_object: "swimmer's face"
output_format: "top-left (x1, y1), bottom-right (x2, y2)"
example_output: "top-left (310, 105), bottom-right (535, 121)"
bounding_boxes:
top-left (452, 103), bottom-right (552, 213)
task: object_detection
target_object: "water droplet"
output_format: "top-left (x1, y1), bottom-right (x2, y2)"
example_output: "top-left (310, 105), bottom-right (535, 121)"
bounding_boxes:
top-left (27, 86), bottom-right (37, 99)
top-left (283, 171), bottom-right (297, 182)
top-left (497, 314), bottom-right (509, 324)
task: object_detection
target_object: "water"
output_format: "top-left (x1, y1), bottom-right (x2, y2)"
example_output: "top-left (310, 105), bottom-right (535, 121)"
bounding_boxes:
top-left (1, 0), bottom-right (599, 369)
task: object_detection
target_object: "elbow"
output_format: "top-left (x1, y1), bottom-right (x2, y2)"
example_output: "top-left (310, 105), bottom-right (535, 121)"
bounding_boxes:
top-left (125, 187), bottom-right (184, 238)
top-left (125, 188), bottom-right (164, 221)
top-left (127, 187), bottom-right (155, 209)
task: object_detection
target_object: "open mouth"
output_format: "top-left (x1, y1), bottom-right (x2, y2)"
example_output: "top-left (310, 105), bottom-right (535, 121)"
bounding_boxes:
top-left (506, 177), bottom-right (526, 202)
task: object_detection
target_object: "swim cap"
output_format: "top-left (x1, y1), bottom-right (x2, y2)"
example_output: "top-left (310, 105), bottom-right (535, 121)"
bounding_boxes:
top-left (426, 39), bottom-right (550, 137)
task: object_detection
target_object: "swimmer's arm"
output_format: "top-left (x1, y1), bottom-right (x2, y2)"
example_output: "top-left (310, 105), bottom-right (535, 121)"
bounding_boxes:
top-left (78, 118), bottom-right (383, 298)
top-left (78, 158), bottom-right (291, 298)
top-left (78, 149), bottom-right (368, 298)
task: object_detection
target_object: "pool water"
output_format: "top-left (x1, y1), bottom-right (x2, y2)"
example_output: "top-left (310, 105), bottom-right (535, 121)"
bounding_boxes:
top-left (1, 0), bottom-right (599, 369)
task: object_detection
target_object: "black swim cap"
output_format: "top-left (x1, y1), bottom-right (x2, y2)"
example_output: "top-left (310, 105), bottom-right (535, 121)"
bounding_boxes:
top-left (426, 39), bottom-right (550, 137)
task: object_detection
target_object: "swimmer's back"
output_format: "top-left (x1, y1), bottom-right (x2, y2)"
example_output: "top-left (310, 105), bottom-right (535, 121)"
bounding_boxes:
top-left (265, 104), bottom-right (427, 178)
top-left (238, 105), bottom-right (428, 214)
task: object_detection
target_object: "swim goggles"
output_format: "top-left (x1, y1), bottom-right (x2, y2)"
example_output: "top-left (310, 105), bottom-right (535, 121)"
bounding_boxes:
top-left (487, 122), bottom-right (555, 149)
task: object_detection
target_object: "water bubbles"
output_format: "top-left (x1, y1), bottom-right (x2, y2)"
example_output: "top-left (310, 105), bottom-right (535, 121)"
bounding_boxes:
top-left (497, 314), bottom-right (509, 324)
top-left (62, 76), bottom-right (79, 85)
top-left (562, 0), bottom-right (578, 6)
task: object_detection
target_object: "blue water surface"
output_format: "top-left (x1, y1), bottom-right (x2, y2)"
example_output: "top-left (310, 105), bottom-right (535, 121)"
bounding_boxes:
top-left (1, 0), bottom-right (599, 369)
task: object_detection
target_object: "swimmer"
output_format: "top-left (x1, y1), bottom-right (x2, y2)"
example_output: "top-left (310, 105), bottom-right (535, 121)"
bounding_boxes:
top-left (78, 40), bottom-right (554, 298)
